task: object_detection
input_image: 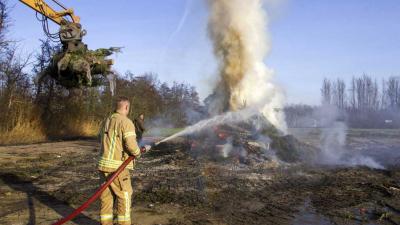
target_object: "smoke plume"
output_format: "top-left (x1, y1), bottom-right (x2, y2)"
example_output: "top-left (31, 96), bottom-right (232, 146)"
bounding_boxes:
top-left (207, 0), bottom-right (287, 132)
top-left (316, 104), bottom-right (384, 169)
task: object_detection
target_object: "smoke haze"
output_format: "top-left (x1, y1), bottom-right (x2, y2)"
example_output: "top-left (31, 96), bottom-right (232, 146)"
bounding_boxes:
top-left (316, 104), bottom-right (384, 169)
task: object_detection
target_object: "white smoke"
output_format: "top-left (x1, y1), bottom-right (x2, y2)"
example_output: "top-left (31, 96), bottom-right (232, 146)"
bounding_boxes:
top-left (207, 0), bottom-right (287, 132)
top-left (221, 137), bottom-right (234, 158)
top-left (316, 104), bottom-right (384, 169)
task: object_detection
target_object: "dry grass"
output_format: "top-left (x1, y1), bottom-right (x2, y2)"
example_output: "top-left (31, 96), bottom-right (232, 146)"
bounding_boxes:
top-left (75, 120), bottom-right (100, 137)
top-left (0, 117), bottom-right (100, 145)
top-left (52, 119), bottom-right (100, 138)
top-left (0, 119), bottom-right (46, 145)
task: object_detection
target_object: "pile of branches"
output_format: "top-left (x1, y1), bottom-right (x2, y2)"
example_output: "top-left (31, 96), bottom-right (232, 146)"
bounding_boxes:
top-left (185, 115), bottom-right (318, 164)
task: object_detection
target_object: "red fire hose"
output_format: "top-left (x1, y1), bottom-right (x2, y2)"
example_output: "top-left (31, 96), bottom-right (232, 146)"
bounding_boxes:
top-left (52, 153), bottom-right (138, 225)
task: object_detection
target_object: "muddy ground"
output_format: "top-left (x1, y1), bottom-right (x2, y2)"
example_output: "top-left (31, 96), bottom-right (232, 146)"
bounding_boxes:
top-left (0, 129), bottom-right (399, 225)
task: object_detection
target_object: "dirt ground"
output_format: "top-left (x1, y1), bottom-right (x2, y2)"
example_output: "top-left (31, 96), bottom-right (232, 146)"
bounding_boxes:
top-left (0, 129), bottom-right (399, 225)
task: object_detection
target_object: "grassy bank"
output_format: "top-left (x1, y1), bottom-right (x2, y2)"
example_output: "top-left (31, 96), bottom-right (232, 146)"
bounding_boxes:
top-left (0, 119), bottom-right (100, 146)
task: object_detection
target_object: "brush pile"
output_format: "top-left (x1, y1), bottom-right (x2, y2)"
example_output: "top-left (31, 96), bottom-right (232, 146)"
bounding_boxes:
top-left (180, 114), bottom-right (318, 165)
top-left (39, 47), bottom-right (120, 88)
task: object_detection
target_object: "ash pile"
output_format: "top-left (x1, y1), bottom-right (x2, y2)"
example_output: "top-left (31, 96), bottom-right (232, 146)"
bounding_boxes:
top-left (175, 114), bottom-right (318, 166)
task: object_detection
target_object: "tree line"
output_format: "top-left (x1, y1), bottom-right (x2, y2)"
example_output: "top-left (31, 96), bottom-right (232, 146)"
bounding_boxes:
top-left (0, 1), bottom-right (202, 144)
top-left (286, 75), bottom-right (400, 128)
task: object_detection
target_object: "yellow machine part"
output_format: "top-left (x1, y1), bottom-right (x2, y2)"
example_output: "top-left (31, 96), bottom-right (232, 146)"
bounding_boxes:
top-left (19, 0), bottom-right (80, 25)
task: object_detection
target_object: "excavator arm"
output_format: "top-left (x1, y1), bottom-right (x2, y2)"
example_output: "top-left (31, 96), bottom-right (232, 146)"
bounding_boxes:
top-left (19, 0), bottom-right (80, 25)
top-left (19, 0), bottom-right (86, 48)
top-left (19, 0), bottom-right (117, 89)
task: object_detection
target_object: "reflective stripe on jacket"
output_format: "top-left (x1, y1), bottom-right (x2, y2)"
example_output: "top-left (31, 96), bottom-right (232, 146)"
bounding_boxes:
top-left (98, 112), bottom-right (141, 172)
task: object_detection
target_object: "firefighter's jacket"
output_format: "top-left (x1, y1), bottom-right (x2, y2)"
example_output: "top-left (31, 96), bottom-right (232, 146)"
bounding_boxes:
top-left (98, 112), bottom-right (141, 173)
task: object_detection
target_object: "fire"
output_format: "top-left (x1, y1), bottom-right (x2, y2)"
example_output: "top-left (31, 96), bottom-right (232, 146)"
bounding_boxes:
top-left (217, 132), bottom-right (227, 140)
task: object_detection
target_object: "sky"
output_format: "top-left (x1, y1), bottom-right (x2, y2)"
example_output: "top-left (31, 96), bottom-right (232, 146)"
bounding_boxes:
top-left (10, 0), bottom-right (400, 105)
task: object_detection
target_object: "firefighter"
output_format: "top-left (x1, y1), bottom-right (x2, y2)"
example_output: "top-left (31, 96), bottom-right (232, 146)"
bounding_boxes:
top-left (98, 96), bottom-right (150, 225)
top-left (134, 113), bottom-right (146, 144)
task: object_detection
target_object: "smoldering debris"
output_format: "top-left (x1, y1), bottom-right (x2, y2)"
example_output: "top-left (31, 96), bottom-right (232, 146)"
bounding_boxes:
top-left (160, 112), bottom-right (318, 166)
top-left (1, 139), bottom-right (399, 225)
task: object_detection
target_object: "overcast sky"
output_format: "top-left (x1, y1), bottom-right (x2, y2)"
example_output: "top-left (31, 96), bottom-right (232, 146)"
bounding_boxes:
top-left (10, 0), bottom-right (400, 105)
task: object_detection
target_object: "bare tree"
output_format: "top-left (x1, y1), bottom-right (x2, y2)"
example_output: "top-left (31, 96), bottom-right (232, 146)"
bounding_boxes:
top-left (386, 76), bottom-right (400, 109)
top-left (332, 78), bottom-right (346, 109)
top-left (284, 104), bottom-right (316, 127)
top-left (33, 39), bottom-right (60, 102)
top-left (353, 74), bottom-right (380, 111)
top-left (349, 77), bottom-right (357, 111)
top-left (355, 76), bottom-right (365, 110)
top-left (321, 78), bottom-right (331, 105)
top-left (0, 47), bottom-right (31, 109)
top-left (0, 46), bottom-right (32, 130)
top-left (0, 0), bottom-right (11, 52)
top-left (371, 79), bottom-right (380, 110)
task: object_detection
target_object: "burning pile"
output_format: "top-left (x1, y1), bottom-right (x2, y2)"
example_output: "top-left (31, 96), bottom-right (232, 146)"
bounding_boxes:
top-left (183, 114), bottom-right (317, 165)
top-left (157, 111), bottom-right (318, 166)
top-left (157, 0), bottom-right (318, 166)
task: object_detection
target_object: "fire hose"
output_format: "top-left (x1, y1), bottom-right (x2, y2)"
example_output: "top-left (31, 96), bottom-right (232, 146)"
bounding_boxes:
top-left (52, 147), bottom-right (149, 225)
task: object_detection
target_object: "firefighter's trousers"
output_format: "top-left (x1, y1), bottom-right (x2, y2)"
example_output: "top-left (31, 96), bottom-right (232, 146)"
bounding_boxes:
top-left (99, 169), bottom-right (133, 225)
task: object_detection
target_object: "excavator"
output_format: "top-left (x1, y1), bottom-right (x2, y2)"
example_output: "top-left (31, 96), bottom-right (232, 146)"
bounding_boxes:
top-left (19, 0), bottom-right (118, 88)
